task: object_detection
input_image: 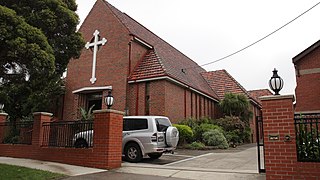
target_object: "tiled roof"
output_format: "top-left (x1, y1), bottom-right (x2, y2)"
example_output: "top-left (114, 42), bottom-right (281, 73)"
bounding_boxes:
top-left (104, 1), bottom-right (218, 100)
top-left (129, 50), bottom-right (166, 80)
top-left (201, 69), bottom-right (261, 106)
top-left (248, 89), bottom-right (273, 105)
top-left (201, 70), bottom-right (250, 99)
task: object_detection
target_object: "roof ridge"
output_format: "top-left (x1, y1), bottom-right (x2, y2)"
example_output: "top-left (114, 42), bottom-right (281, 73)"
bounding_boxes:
top-left (104, 0), bottom-right (204, 71)
top-left (103, 0), bottom-right (131, 34)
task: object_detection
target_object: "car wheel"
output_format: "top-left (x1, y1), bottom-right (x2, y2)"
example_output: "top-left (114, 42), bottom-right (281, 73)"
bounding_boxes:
top-left (124, 143), bottom-right (142, 163)
top-left (148, 153), bottom-right (162, 159)
top-left (74, 139), bottom-right (88, 148)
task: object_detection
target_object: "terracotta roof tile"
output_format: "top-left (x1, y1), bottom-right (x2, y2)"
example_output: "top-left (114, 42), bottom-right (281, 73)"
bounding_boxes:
top-left (104, 1), bottom-right (218, 100)
top-left (201, 69), bottom-right (262, 107)
top-left (248, 89), bottom-right (273, 105)
top-left (201, 70), bottom-right (250, 100)
top-left (129, 50), bottom-right (166, 80)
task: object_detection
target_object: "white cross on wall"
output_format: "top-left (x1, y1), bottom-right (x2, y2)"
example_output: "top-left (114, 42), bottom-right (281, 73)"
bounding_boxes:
top-left (85, 30), bottom-right (107, 84)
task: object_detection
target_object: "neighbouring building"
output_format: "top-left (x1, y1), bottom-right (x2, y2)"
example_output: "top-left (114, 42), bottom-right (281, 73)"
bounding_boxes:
top-left (293, 40), bottom-right (320, 114)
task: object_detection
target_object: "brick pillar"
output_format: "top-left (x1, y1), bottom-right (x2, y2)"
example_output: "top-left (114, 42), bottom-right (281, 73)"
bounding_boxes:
top-left (260, 95), bottom-right (295, 180)
top-left (93, 109), bottom-right (124, 169)
top-left (0, 113), bottom-right (8, 142)
top-left (32, 112), bottom-right (53, 146)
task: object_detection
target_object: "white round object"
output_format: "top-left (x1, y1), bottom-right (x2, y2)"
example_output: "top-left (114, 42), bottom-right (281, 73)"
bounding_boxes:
top-left (166, 126), bottom-right (179, 147)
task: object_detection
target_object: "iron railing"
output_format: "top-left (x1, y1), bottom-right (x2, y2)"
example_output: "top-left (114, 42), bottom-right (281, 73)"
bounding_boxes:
top-left (42, 120), bottom-right (93, 148)
top-left (0, 121), bottom-right (33, 145)
top-left (294, 113), bottom-right (320, 162)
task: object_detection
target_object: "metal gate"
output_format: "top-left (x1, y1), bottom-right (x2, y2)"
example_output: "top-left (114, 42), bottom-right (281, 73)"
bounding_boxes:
top-left (256, 116), bottom-right (265, 173)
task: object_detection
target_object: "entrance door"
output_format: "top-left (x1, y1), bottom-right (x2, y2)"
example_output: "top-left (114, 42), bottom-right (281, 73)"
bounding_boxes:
top-left (87, 93), bottom-right (102, 111)
top-left (256, 115), bottom-right (265, 173)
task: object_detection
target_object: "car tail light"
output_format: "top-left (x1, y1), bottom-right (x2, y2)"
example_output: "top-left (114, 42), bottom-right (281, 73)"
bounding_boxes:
top-left (151, 133), bottom-right (164, 142)
top-left (151, 133), bottom-right (157, 142)
top-left (157, 133), bottom-right (164, 142)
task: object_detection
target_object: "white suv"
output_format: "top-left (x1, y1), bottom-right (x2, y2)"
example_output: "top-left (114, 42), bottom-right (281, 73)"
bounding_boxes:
top-left (73, 116), bottom-right (179, 162)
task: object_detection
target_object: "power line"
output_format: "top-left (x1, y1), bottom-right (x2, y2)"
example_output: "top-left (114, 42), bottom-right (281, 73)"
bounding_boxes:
top-left (186, 1), bottom-right (320, 70)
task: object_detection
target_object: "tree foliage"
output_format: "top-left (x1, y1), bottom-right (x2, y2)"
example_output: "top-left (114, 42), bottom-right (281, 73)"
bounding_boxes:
top-left (0, 0), bottom-right (84, 121)
top-left (219, 93), bottom-right (252, 124)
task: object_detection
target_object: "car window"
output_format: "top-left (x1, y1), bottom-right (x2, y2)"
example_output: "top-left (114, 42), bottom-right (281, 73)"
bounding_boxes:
top-left (123, 118), bottom-right (148, 131)
top-left (155, 118), bottom-right (171, 132)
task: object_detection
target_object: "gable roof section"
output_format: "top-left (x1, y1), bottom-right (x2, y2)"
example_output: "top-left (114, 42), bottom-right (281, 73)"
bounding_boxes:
top-left (103, 1), bottom-right (218, 100)
top-left (129, 50), bottom-right (166, 80)
top-left (248, 89), bottom-right (273, 105)
top-left (293, 39), bottom-right (320, 64)
top-left (201, 69), bottom-right (260, 106)
top-left (201, 70), bottom-right (249, 99)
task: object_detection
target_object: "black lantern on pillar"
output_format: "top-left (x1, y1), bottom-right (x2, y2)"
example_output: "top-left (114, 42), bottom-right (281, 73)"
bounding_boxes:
top-left (269, 68), bottom-right (284, 95)
top-left (104, 90), bottom-right (114, 109)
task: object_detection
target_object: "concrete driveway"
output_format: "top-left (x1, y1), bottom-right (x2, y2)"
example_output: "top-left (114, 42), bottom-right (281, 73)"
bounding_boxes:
top-left (116, 143), bottom-right (265, 180)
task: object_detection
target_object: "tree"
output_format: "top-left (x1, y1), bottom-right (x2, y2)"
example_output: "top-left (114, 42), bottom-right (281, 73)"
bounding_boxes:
top-left (0, 0), bottom-right (84, 121)
top-left (1, 0), bottom-right (84, 76)
top-left (219, 93), bottom-right (252, 125)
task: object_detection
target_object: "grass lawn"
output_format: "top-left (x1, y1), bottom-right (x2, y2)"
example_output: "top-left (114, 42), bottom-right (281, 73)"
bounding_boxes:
top-left (0, 163), bottom-right (66, 180)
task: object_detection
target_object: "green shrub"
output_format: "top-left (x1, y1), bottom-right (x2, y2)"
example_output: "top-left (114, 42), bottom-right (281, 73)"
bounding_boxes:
top-left (203, 129), bottom-right (229, 149)
top-left (198, 117), bottom-right (212, 124)
top-left (225, 130), bottom-right (241, 145)
top-left (173, 124), bottom-right (194, 145)
top-left (211, 116), bottom-right (245, 132)
top-left (187, 141), bottom-right (206, 150)
top-left (193, 123), bottom-right (224, 141)
top-left (178, 118), bottom-right (198, 129)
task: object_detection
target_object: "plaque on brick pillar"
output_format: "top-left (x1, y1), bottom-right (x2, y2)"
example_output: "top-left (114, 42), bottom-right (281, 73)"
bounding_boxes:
top-left (85, 30), bottom-right (107, 84)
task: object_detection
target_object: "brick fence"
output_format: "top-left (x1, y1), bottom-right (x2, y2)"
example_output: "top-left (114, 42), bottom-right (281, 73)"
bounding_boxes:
top-left (260, 95), bottom-right (320, 180)
top-left (0, 109), bottom-right (123, 170)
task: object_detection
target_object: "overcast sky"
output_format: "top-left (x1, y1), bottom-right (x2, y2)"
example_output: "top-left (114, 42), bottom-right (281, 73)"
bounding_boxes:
top-left (75, 0), bottom-right (320, 95)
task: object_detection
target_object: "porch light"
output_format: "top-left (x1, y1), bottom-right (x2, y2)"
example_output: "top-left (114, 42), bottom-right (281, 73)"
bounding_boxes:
top-left (104, 90), bottom-right (114, 109)
top-left (269, 68), bottom-right (284, 95)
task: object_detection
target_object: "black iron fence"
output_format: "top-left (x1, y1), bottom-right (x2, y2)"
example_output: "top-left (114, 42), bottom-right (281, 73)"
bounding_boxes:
top-left (0, 121), bottom-right (33, 145)
top-left (42, 120), bottom-right (93, 148)
top-left (294, 113), bottom-right (320, 162)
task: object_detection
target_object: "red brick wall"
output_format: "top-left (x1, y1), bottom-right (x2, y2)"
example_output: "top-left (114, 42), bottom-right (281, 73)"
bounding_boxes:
top-left (0, 113), bottom-right (8, 141)
top-left (64, 0), bottom-right (131, 120)
top-left (149, 80), bottom-right (166, 116)
top-left (261, 95), bottom-right (320, 179)
top-left (164, 81), bottom-right (185, 122)
top-left (294, 46), bottom-right (320, 112)
top-left (0, 110), bottom-right (124, 170)
top-left (295, 73), bottom-right (320, 112)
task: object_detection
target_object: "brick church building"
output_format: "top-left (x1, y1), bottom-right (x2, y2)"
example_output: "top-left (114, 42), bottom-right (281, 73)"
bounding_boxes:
top-left (62, 0), bottom-right (268, 124)
top-left (63, 0), bottom-right (220, 121)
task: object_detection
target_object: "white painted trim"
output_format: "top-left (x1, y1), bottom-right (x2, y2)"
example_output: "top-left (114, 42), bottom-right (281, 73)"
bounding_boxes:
top-left (93, 109), bottom-right (125, 115)
top-left (72, 86), bottom-right (112, 94)
top-left (128, 76), bottom-right (166, 83)
top-left (259, 94), bottom-right (295, 102)
top-left (295, 110), bottom-right (320, 114)
top-left (128, 76), bottom-right (219, 102)
top-left (133, 37), bottom-right (153, 49)
top-left (299, 68), bottom-right (320, 75)
top-left (33, 112), bottom-right (53, 116)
